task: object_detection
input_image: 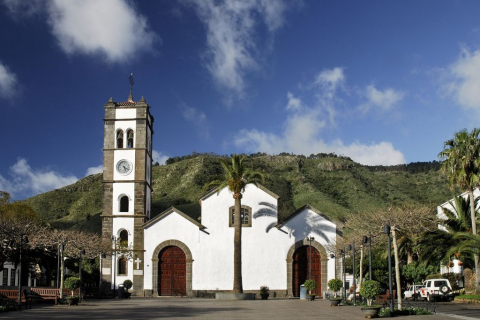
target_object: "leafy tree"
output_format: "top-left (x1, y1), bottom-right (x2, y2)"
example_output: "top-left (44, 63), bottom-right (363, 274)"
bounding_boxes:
top-left (203, 154), bottom-right (265, 293)
top-left (401, 263), bottom-right (437, 284)
top-left (344, 205), bottom-right (436, 310)
top-left (439, 128), bottom-right (480, 294)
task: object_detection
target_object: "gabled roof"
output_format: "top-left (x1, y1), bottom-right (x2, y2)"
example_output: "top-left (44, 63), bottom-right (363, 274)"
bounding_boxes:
top-left (276, 204), bottom-right (333, 228)
top-left (199, 184), bottom-right (279, 205)
top-left (143, 207), bottom-right (206, 230)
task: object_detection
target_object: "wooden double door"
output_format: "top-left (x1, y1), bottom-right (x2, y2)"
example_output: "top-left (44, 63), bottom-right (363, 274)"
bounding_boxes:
top-left (158, 246), bottom-right (186, 296)
top-left (292, 245), bottom-right (321, 297)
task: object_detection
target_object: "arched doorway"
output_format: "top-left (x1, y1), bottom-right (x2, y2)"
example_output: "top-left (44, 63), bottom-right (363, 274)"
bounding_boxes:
top-left (292, 246), bottom-right (321, 297)
top-left (158, 246), bottom-right (186, 296)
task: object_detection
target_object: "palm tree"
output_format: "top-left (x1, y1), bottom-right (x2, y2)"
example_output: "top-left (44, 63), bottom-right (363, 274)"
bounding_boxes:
top-left (204, 154), bottom-right (265, 293)
top-left (416, 194), bottom-right (478, 268)
top-left (439, 128), bottom-right (480, 294)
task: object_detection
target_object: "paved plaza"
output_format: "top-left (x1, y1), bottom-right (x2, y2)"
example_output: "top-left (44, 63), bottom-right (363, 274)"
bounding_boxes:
top-left (2, 298), bottom-right (480, 320)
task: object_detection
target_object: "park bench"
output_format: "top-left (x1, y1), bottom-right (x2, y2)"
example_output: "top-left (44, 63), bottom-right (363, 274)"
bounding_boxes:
top-left (0, 289), bottom-right (32, 309)
top-left (376, 289), bottom-right (396, 307)
top-left (30, 288), bottom-right (60, 305)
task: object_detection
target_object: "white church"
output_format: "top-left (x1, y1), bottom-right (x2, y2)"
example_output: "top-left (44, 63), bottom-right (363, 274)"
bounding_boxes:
top-left (100, 89), bottom-right (340, 297)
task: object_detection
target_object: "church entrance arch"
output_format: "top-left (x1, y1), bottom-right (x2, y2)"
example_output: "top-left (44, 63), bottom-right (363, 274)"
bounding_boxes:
top-left (292, 246), bottom-right (320, 297)
top-left (159, 246), bottom-right (186, 296)
top-left (152, 240), bottom-right (193, 297)
top-left (286, 239), bottom-right (327, 297)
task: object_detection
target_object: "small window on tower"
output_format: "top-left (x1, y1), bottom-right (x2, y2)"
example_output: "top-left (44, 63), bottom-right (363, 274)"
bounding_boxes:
top-left (118, 256), bottom-right (127, 275)
top-left (119, 230), bottom-right (128, 248)
top-left (117, 130), bottom-right (124, 148)
top-left (127, 129), bottom-right (134, 148)
top-left (120, 196), bottom-right (129, 212)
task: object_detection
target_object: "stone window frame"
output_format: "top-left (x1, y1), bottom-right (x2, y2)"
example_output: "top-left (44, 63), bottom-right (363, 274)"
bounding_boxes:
top-left (119, 195), bottom-right (130, 213)
top-left (10, 268), bottom-right (15, 286)
top-left (151, 240), bottom-right (193, 297)
top-left (118, 256), bottom-right (128, 276)
top-left (126, 129), bottom-right (135, 148)
top-left (229, 205), bottom-right (252, 227)
top-left (116, 129), bottom-right (124, 149)
top-left (2, 269), bottom-right (7, 286)
top-left (286, 239), bottom-right (328, 297)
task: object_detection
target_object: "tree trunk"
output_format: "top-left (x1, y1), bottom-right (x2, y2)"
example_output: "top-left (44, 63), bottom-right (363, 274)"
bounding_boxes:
top-left (233, 194), bottom-right (243, 293)
top-left (468, 189), bottom-right (480, 295)
top-left (359, 245), bottom-right (364, 288)
top-left (407, 252), bottom-right (414, 265)
top-left (392, 227), bottom-right (402, 310)
top-left (60, 249), bottom-right (65, 299)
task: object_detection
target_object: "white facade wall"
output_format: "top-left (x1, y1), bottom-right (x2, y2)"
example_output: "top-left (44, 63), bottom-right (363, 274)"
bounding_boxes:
top-left (279, 208), bottom-right (337, 281)
top-left (112, 184), bottom-right (135, 215)
top-left (142, 184), bottom-right (337, 292)
top-left (111, 218), bottom-right (135, 288)
top-left (116, 108), bottom-right (137, 119)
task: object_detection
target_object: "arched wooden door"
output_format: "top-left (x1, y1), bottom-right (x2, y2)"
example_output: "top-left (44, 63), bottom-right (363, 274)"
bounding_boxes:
top-left (292, 246), bottom-right (321, 297)
top-left (158, 246), bottom-right (186, 296)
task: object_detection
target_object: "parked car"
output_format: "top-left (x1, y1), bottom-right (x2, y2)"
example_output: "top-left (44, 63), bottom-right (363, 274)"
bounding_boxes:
top-left (418, 279), bottom-right (454, 302)
top-left (404, 284), bottom-right (424, 300)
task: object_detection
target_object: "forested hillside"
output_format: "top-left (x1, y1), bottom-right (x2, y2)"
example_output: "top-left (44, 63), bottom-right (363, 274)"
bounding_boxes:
top-left (25, 153), bottom-right (455, 234)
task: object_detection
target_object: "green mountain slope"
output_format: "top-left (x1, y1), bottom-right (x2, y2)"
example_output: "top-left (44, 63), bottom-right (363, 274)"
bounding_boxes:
top-left (24, 154), bottom-right (455, 234)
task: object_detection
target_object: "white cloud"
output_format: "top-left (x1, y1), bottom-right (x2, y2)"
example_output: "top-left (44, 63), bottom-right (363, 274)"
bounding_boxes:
top-left (86, 165), bottom-right (103, 176)
top-left (0, 158), bottom-right (78, 199)
top-left (2, 0), bottom-right (157, 63)
top-left (179, 101), bottom-right (209, 139)
top-left (0, 62), bottom-right (18, 99)
top-left (447, 47), bottom-right (480, 113)
top-left (360, 84), bottom-right (405, 112)
top-left (185, 0), bottom-right (289, 98)
top-left (47, 0), bottom-right (157, 63)
top-left (152, 150), bottom-right (169, 165)
top-left (234, 68), bottom-right (406, 166)
top-left (285, 92), bottom-right (303, 111)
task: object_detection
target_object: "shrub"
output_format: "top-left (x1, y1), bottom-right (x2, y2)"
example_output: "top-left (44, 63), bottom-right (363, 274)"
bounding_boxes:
top-left (304, 279), bottom-right (316, 294)
top-left (328, 278), bottom-right (343, 298)
top-left (64, 277), bottom-right (81, 297)
top-left (359, 280), bottom-right (381, 306)
top-left (260, 286), bottom-right (269, 294)
top-left (123, 279), bottom-right (133, 291)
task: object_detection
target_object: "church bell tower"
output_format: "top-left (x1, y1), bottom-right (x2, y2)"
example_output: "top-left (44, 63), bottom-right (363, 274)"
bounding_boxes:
top-left (101, 74), bottom-right (154, 294)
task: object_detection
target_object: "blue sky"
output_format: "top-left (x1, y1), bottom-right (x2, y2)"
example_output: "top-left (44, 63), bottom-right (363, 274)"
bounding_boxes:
top-left (1, 0), bottom-right (480, 200)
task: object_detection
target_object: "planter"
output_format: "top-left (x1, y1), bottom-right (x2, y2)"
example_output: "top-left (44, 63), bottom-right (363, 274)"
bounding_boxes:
top-left (306, 294), bottom-right (315, 301)
top-left (360, 307), bottom-right (381, 319)
top-left (260, 293), bottom-right (269, 300)
top-left (66, 296), bottom-right (79, 306)
top-left (329, 298), bottom-right (341, 306)
top-left (124, 292), bottom-right (131, 299)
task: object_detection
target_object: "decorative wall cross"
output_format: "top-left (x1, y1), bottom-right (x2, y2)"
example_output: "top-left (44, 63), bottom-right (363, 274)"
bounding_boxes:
top-left (135, 257), bottom-right (142, 269)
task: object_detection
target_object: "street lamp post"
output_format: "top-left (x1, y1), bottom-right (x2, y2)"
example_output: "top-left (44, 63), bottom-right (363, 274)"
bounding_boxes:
top-left (347, 241), bottom-right (356, 306)
top-left (363, 235), bottom-right (372, 281)
top-left (112, 236), bottom-right (117, 298)
top-left (18, 235), bottom-right (28, 308)
top-left (340, 249), bottom-right (346, 302)
top-left (384, 222), bottom-right (394, 314)
top-left (306, 236), bottom-right (315, 280)
top-left (79, 249), bottom-right (85, 303)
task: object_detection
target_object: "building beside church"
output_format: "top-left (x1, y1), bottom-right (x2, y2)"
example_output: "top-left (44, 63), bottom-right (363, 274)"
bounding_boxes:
top-left (100, 90), bottom-right (340, 297)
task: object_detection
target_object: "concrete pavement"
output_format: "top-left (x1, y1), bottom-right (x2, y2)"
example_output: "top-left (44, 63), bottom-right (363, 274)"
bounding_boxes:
top-left (1, 297), bottom-right (478, 319)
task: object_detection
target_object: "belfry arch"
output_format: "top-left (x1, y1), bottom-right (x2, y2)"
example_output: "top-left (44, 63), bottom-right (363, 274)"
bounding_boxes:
top-left (286, 239), bottom-right (328, 297)
top-left (151, 240), bottom-right (193, 296)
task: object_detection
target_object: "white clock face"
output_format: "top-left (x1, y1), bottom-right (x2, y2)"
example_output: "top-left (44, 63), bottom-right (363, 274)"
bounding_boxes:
top-left (116, 159), bottom-right (133, 175)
